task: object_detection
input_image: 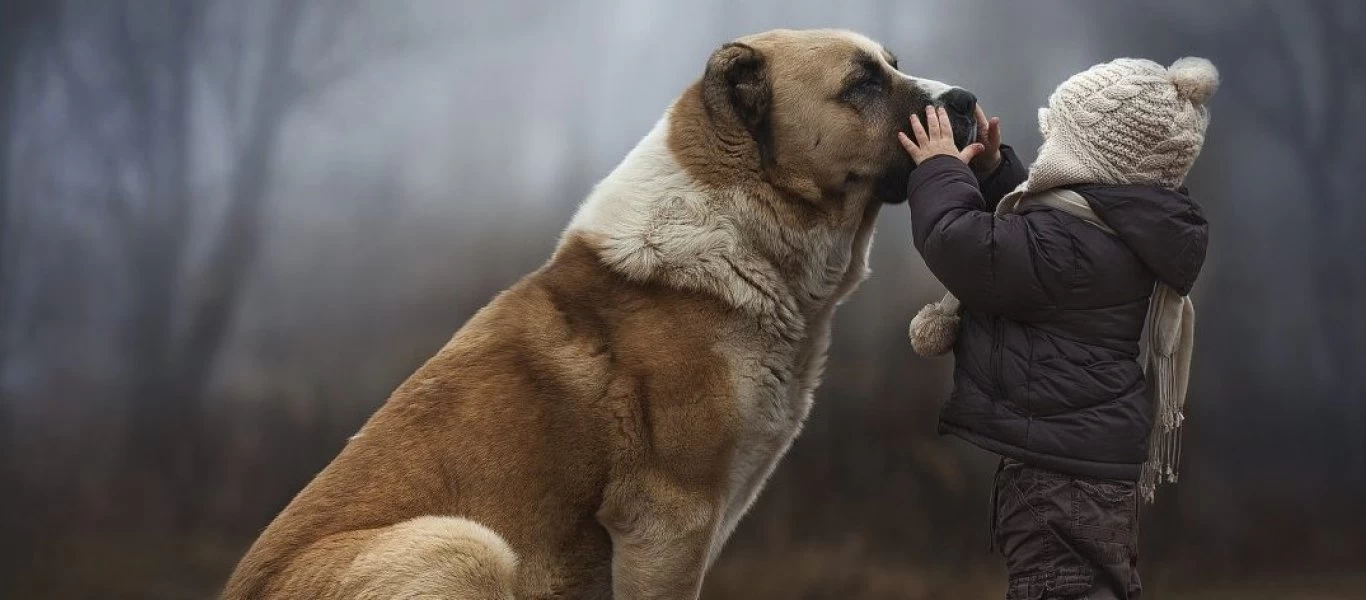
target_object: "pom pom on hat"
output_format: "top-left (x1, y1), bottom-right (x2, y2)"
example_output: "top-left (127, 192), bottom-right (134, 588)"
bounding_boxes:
top-left (1168, 57), bottom-right (1219, 105)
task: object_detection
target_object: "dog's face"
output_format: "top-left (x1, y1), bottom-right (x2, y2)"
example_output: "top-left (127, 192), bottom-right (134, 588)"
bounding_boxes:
top-left (701, 29), bottom-right (977, 209)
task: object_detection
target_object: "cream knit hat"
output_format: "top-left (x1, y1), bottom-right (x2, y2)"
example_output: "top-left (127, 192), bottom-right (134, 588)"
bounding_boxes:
top-left (1030, 57), bottom-right (1219, 191)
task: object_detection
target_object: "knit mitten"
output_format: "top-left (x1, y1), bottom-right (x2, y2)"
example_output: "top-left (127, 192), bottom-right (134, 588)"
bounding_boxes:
top-left (908, 294), bottom-right (961, 357)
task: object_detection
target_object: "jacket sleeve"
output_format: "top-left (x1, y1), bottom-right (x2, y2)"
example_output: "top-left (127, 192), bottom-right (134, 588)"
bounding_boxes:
top-left (906, 155), bottom-right (1058, 318)
top-left (975, 145), bottom-right (1027, 212)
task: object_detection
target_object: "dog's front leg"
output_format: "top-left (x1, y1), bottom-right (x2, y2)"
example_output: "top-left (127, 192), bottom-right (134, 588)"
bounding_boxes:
top-left (598, 475), bottom-right (719, 600)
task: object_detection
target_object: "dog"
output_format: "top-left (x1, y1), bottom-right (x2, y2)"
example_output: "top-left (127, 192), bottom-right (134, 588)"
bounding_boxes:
top-left (222, 29), bottom-right (978, 600)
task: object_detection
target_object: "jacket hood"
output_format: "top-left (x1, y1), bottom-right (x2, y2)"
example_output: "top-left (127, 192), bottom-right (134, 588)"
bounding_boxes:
top-left (1073, 184), bottom-right (1208, 295)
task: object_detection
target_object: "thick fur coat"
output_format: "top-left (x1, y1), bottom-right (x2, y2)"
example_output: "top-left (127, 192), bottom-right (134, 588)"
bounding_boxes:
top-left (222, 29), bottom-right (962, 599)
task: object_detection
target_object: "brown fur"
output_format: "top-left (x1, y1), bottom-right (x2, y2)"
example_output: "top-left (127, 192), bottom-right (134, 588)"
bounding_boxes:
top-left (223, 29), bottom-right (935, 600)
top-left (224, 237), bottom-right (742, 598)
top-left (675, 30), bottom-right (918, 217)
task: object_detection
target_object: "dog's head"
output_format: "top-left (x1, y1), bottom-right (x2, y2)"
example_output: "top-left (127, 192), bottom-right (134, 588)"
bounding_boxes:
top-left (694, 29), bottom-right (976, 209)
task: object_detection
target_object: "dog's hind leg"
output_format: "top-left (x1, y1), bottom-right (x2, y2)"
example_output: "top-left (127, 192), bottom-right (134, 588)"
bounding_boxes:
top-left (236, 516), bottom-right (519, 600)
top-left (336, 516), bottom-right (518, 599)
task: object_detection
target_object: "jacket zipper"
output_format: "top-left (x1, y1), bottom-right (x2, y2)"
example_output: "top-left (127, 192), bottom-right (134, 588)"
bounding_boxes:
top-left (992, 316), bottom-right (1005, 396)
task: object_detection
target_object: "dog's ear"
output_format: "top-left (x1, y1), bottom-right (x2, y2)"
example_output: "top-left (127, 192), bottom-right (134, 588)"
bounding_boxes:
top-left (703, 42), bottom-right (772, 158)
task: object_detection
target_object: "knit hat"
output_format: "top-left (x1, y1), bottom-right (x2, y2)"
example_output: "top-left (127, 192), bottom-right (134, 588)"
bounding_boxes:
top-left (1030, 57), bottom-right (1218, 191)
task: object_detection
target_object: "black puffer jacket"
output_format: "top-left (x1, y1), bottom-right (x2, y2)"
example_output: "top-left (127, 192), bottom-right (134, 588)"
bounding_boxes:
top-left (907, 147), bottom-right (1208, 480)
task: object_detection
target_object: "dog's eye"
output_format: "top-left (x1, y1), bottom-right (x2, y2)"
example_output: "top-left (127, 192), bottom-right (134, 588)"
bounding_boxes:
top-left (853, 76), bottom-right (883, 94)
top-left (839, 74), bottom-right (884, 106)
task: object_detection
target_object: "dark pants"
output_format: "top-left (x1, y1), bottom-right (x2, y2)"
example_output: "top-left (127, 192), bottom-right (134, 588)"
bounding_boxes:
top-left (991, 458), bottom-right (1142, 600)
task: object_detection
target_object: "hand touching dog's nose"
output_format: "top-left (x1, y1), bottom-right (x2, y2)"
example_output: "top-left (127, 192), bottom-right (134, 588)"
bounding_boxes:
top-left (970, 104), bottom-right (1003, 175)
top-left (898, 106), bottom-right (984, 166)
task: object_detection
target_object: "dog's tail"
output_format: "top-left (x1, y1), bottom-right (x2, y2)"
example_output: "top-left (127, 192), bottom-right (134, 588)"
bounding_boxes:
top-left (224, 516), bottom-right (518, 600)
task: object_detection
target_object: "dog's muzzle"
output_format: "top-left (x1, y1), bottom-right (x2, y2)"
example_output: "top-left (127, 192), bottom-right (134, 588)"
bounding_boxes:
top-left (939, 88), bottom-right (978, 150)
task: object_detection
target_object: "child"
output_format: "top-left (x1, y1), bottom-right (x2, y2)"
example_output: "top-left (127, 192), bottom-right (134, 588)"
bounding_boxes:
top-left (896, 57), bottom-right (1218, 599)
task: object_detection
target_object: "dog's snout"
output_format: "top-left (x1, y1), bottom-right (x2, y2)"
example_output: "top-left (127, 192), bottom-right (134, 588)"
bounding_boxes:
top-left (941, 88), bottom-right (977, 116)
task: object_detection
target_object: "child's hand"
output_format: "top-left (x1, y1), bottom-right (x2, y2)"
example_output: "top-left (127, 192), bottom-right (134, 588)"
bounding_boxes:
top-left (897, 106), bottom-right (984, 166)
top-left (970, 104), bottom-right (1003, 175)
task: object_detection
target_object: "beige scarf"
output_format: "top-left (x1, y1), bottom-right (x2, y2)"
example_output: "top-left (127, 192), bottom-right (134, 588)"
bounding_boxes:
top-left (908, 185), bottom-right (1195, 502)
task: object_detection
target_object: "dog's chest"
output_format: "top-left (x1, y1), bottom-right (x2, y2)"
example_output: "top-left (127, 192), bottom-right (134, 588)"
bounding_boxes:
top-left (705, 326), bottom-right (829, 562)
top-left (728, 341), bottom-right (811, 440)
top-left (705, 227), bottom-right (870, 563)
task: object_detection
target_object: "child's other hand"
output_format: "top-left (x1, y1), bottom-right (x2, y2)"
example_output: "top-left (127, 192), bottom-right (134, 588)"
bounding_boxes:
top-left (897, 106), bottom-right (984, 166)
top-left (970, 104), bottom-right (1003, 175)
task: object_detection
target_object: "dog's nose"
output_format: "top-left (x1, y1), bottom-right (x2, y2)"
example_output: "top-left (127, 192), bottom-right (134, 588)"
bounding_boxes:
top-left (941, 88), bottom-right (977, 116)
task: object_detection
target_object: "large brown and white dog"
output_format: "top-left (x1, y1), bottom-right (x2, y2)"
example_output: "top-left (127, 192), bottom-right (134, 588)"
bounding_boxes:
top-left (223, 29), bottom-right (977, 600)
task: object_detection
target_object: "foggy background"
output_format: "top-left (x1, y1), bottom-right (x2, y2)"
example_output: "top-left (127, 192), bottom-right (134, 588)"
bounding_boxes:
top-left (2, 0), bottom-right (1363, 598)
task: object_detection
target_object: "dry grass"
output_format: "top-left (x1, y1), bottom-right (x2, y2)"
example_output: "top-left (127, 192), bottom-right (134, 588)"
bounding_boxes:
top-left (8, 532), bottom-right (1365, 598)
top-left (704, 543), bottom-right (1003, 600)
top-left (703, 542), bottom-right (1366, 600)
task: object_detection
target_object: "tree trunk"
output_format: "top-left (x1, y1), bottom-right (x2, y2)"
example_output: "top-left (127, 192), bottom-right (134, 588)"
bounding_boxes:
top-left (0, 0), bottom-right (61, 566)
top-left (114, 0), bottom-right (202, 532)
top-left (0, 0), bottom-right (53, 391)
top-left (119, 1), bottom-right (306, 534)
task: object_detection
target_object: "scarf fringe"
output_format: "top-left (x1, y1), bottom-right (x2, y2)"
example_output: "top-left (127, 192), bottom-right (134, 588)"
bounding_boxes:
top-left (1139, 352), bottom-right (1186, 501)
top-left (1139, 288), bottom-right (1194, 503)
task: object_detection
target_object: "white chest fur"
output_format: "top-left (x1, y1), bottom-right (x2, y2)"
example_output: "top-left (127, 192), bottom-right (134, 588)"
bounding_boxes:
top-left (707, 201), bottom-right (879, 564)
